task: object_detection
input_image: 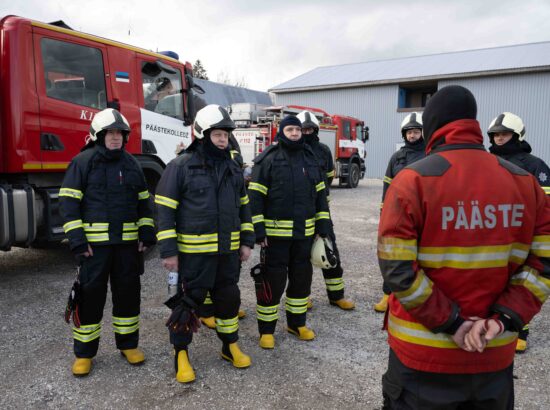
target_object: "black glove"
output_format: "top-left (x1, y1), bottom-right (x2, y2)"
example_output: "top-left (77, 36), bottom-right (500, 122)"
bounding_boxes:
top-left (64, 266), bottom-right (82, 327)
top-left (250, 248), bottom-right (272, 303)
top-left (164, 294), bottom-right (200, 334)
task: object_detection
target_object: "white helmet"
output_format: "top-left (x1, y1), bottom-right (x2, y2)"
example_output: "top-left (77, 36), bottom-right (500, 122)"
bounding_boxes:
top-left (193, 104), bottom-right (235, 140)
top-left (89, 108), bottom-right (131, 142)
top-left (487, 112), bottom-right (526, 141)
top-left (297, 110), bottom-right (320, 130)
top-left (400, 112), bottom-right (423, 139)
top-left (311, 236), bottom-right (337, 269)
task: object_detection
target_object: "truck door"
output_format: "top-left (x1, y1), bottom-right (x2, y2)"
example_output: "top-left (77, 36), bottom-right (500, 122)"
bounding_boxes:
top-left (134, 55), bottom-right (192, 165)
top-left (33, 29), bottom-right (111, 169)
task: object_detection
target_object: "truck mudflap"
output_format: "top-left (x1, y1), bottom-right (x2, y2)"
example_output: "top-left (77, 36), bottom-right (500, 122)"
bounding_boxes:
top-left (0, 185), bottom-right (37, 250)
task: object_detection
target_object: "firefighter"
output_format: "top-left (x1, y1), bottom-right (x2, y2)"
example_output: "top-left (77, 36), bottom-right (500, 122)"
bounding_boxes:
top-left (296, 110), bottom-right (355, 310)
top-left (249, 115), bottom-right (331, 349)
top-left (155, 104), bottom-right (254, 383)
top-left (60, 108), bottom-right (156, 377)
top-left (374, 112), bottom-right (425, 313)
top-left (487, 111), bottom-right (550, 353)
top-left (378, 85), bottom-right (550, 409)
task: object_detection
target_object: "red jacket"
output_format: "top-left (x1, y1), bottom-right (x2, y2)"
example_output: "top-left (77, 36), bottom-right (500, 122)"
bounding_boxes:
top-left (378, 119), bottom-right (550, 374)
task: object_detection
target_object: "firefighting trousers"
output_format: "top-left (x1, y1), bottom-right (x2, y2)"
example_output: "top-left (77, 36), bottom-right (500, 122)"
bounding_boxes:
top-left (257, 237), bottom-right (313, 334)
top-left (73, 244), bottom-right (142, 358)
top-left (382, 349), bottom-right (514, 410)
top-left (320, 230), bottom-right (345, 301)
top-left (170, 252), bottom-right (241, 349)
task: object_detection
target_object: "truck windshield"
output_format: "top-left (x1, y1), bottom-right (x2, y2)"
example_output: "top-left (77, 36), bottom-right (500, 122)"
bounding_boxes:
top-left (41, 38), bottom-right (107, 109)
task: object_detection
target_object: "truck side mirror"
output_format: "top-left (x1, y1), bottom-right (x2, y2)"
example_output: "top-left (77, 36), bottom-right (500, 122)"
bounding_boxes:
top-left (362, 126), bottom-right (369, 142)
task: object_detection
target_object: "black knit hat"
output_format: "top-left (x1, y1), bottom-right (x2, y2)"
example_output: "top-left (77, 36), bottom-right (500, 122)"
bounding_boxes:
top-left (278, 115), bottom-right (302, 133)
top-left (422, 85), bottom-right (477, 142)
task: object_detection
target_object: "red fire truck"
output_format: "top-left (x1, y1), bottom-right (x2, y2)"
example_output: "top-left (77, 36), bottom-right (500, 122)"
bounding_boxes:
top-left (0, 16), bottom-right (200, 250)
top-left (231, 104), bottom-right (368, 187)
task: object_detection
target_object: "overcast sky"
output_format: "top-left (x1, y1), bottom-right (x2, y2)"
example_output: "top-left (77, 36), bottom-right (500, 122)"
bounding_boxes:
top-left (3, 0), bottom-right (550, 91)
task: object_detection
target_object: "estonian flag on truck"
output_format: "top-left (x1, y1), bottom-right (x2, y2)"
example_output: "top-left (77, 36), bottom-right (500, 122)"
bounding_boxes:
top-left (115, 71), bottom-right (130, 83)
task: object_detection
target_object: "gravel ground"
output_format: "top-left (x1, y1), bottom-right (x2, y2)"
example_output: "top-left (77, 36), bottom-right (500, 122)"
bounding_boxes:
top-left (0, 179), bottom-right (549, 409)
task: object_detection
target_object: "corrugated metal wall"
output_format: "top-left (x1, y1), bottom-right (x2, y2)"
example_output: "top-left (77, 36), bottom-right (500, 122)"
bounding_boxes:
top-left (273, 72), bottom-right (550, 178)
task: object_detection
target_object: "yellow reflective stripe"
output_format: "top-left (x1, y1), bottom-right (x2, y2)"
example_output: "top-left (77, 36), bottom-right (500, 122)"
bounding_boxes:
top-left (305, 218), bottom-right (315, 227)
top-left (240, 195), bottom-right (250, 205)
top-left (230, 241), bottom-right (240, 250)
top-left (63, 219), bottom-right (83, 233)
top-left (378, 237), bottom-right (418, 261)
top-left (388, 314), bottom-right (517, 349)
top-left (138, 217), bottom-right (154, 227)
top-left (285, 297), bottom-right (308, 314)
top-left (257, 304), bottom-right (279, 322)
top-left (264, 219), bottom-right (293, 228)
top-left (178, 243), bottom-right (218, 253)
top-left (113, 323), bottom-right (139, 334)
top-left (266, 228), bottom-right (293, 237)
top-left (241, 223), bottom-right (254, 232)
top-left (531, 235), bottom-right (550, 257)
top-left (204, 294), bottom-right (213, 304)
top-left (138, 190), bottom-right (150, 200)
top-left (326, 170), bottom-right (335, 178)
top-left (231, 231), bottom-right (240, 240)
top-left (123, 222), bottom-right (138, 231)
top-left (543, 186), bottom-right (550, 195)
top-left (510, 267), bottom-right (550, 304)
top-left (157, 229), bottom-right (177, 241)
top-left (177, 233), bottom-right (218, 243)
top-left (394, 270), bottom-right (433, 310)
top-left (315, 181), bottom-right (326, 192)
top-left (59, 187), bottom-right (83, 200)
top-left (315, 212), bottom-right (330, 221)
top-left (73, 323), bottom-right (101, 343)
top-left (112, 316), bottom-right (139, 324)
top-left (122, 232), bottom-right (139, 241)
top-left (252, 214), bottom-right (264, 224)
top-left (249, 182), bottom-right (268, 195)
top-left (383, 176), bottom-right (393, 185)
top-left (155, 194), bottom-right (179, 209)
top-left (325, 278), bottom-right (344, 291)
top-left (83, 223), bottom-right (109, 232)
top-left (418, 243), bottom-right (530, 269)
top-left (305, 227), bottom-right (315, 236)
top-left (230, 150), bottom-right (240, 159)
top-left (215, 316), bottom-right (239, 334)
top-left (85, 233), bottom-right (109, 242)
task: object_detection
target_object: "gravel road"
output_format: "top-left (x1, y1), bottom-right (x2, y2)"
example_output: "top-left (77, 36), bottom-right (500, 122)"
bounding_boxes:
top-left (1, 179), bottom-right (548, 409)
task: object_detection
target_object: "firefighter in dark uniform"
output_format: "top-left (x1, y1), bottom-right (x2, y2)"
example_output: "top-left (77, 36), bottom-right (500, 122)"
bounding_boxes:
top-left (60, 108), bottom-right (156, 377)
top-left (374, 112), bottom-right (425, 313)
top-left (197, 136), bottom-right (247, 328)
top-left (487, 111), bottom-right (550, 353)
top-left (155, 104), bottom-right (254, 383)
top-left (297, 110), bottom-right (355, 310)
top-left (249, 115), bottom-right (331, 349)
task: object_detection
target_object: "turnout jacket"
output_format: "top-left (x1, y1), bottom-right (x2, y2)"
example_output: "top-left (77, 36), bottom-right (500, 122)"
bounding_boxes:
top-left (381, 141), bottom-right (425, 208)
top-left (378, 119), bottom-right (550, 374)
top-left (307, 138), bottom-right (335, 200)
top-left (491, 141), bottom-right (550, 195)
top-left (155, 144), bottom-right (254, 259)
top-left (60, 145), bottom-right (155, 253)
top-left (249, 143), bottom-right (331, 241)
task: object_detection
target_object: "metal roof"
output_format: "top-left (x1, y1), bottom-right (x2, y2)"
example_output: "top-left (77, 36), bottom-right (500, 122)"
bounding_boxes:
top-left (193, 78), bottom-right (272, 107)
top-left (270, 41), bottom-right (550, 92)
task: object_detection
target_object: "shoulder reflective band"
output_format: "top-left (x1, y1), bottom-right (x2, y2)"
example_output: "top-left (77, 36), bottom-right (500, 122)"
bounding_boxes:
top-left (249, 182), bottom-right (268, 195)
top-left (59, 187), bottom-right (83, 200)
top-left (155, 194), bottom-right (179, 209)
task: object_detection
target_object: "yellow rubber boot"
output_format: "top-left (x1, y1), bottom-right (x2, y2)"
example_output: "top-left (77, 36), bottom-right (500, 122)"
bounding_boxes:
top-left (374, 294), bottom-right (389, 313)
top-left (238, 309), bottom-right (246, 319)
top-left (307, 298), bottom-right (313, 310)
top-left (221, 343), bottom-right (251, 368)
top-left (200, 316), bottom-right (216, 329)
top-left (330, 298), bottom-right (356, 310)
top-left (72, 358), bottom-right (92, 377)
top-left (121, 348), bottom-right (145, 365)
top-left (287, 326), bottom-right (315, 341)
top-left (516, 338), bottom-right (527, 353)
top-left (176, 350), bottom-right (195, 383)
top-left (259, 334), bottom-right (275, 349)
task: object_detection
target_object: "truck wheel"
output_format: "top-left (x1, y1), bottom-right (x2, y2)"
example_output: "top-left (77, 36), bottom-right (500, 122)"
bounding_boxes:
top-left (347, 163), bottom-right (360, 188)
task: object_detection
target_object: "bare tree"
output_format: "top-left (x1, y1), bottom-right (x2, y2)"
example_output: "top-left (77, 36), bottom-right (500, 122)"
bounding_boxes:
top-left (216, 70), bottom-right (248, 88)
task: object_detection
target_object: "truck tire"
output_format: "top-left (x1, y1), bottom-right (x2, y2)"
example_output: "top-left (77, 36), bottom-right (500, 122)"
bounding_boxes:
top-left (347, 163), bottom-right (360, 188)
